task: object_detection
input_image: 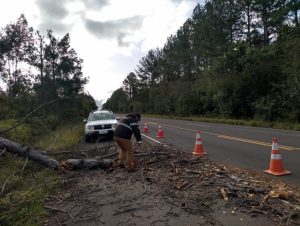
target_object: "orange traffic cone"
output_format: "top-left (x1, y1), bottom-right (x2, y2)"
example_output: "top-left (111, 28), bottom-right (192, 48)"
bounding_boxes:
top-left (192, 131), bottom-right (206, 156)
top-left (156, 124), bottom-right (164, 138)
top-left (143, 123), bottom-right (149, 133)
top-left (264, 138), bottom-right (291, 176)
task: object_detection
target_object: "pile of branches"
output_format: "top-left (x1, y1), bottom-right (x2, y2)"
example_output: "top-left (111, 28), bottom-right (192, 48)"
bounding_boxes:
top-left (129, 144), bottom-right (300, 225)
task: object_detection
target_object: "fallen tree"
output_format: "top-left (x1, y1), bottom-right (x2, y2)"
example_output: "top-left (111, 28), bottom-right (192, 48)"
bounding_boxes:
top-left (0, 137), bottom-right (113, 170)
top-left (0, 137), bottom-right (59, 169)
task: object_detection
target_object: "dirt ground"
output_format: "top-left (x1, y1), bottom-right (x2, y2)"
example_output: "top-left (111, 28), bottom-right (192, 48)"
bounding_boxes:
top-left (45, 138), bottom-right (300, 226)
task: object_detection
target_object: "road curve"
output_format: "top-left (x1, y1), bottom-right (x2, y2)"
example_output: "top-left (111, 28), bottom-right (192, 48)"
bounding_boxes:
top-left (140, 116), bottom-right (300, 186)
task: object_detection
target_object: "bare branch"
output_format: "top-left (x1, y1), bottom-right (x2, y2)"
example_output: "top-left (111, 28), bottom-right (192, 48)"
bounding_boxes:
top-left (21, 156), bottom-right (29, 172)
top-left (0, 148), bottom-right (6, 157)
top-left (1, 176), bottom-right (10, 196)
top-left (0, 99), bottom-right (58, 134)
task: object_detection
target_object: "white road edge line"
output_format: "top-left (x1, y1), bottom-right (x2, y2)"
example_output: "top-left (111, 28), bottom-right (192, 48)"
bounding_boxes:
top-left (141, 134), bottom-right (161, 144)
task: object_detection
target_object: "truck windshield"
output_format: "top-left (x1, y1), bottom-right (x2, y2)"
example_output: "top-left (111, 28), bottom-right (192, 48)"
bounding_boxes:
top-left (89, 113), bottom-right (115, 121)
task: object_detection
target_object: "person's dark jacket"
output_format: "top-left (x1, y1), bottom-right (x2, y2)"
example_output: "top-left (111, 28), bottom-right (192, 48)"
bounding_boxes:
top-left (114, 115), bottom-right (142, 142)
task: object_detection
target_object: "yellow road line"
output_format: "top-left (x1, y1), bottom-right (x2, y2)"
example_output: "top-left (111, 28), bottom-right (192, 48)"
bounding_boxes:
top-left (218, 135), bottom-right (295, 151)
top-left (146, 121), bottom-right (300, 151)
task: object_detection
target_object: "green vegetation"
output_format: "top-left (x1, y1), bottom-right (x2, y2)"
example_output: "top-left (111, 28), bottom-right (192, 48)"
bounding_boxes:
top-left (0, 15), bottom-right (97, 135)
top-left (104, 0), bottom-right (300, 128)
top-left (0, 3), bottom-right (298, 225)
top-left (0, 121), bottom-right (84, 226)
top-left (35, 123), bottom-right (84, 152)
top-left (0, 120), bottom-right (32, 144)
top-left (0, 14), bottom-right (96, 226)
top-left (0, 155), bottom-right (59, 226)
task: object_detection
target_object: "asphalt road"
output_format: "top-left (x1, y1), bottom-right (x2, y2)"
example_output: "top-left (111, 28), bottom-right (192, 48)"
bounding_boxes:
top-left (140, 116), bottom-right (300, 187)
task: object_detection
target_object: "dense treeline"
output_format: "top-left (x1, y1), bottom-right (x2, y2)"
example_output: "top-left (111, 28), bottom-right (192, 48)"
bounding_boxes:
top-left (103, 0), bottom-right (299, 123)
top-left (0, 15), bottom-right (96, 141)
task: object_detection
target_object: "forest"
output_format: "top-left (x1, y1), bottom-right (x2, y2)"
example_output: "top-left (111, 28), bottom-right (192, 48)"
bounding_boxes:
top-left (0, 2), bottom-right (299, 224)
top-left (0, 15), bottom-right (96, 142)
top-left (103, 0), bottom-right (300, 124)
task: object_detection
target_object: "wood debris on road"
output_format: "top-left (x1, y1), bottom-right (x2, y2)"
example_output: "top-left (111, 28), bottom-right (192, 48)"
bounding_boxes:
top-left (49, 141), bottom-right (300, 225)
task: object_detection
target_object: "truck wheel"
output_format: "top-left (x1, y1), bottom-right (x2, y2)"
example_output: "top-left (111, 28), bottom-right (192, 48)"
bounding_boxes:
top-left (85, 135), bottom-right (91, 143)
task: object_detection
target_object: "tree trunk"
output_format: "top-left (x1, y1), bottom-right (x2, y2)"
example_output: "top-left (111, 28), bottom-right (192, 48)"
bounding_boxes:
top-left (0, 136), bottom-right (59, 169)
top-left (61, 158), bottom-right (112, 170)
top-left (262, 2), bottom-right (269, 45)
top-left (295, 9), bottom-right (298, 27)
top-left (246, 5), bottom-right (251, 44)
top-left (0, 137), bottom-right (113, 170)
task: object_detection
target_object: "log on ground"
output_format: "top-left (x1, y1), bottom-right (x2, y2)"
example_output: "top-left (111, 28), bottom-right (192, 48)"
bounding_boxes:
top-left (0, 136), bottom-right (59, 169)
top-left (0, 137), bottom-right (113, 170)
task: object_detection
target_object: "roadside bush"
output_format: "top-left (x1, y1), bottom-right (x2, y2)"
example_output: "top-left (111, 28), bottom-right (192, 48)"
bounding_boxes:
top-left (0, 120), bottom-right (32, 144)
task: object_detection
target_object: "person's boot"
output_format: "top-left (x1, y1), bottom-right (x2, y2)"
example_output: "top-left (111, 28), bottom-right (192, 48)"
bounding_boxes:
top-left (133, 159), bottom-right (138, 168)
top-left (117, 160), bottom-right (125, 168)
top-left (113, 159), bottom-right (125, 168)
top-left (127, 167), bottom-right (137, 173)
top-left (118, 163), bottom-right (125, 168)
top-left (112, 158), bottom-right (119, 167)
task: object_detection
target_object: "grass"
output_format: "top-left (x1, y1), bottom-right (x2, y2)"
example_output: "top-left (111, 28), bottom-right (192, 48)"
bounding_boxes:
top-left (34, 123), bottom-right (84, 152)
top-left (0, 121), bottom-right (84, 226)
top-left (0, 155), bottom-right (60, 226)
top-left (0, 119), bottom-right (33, 144)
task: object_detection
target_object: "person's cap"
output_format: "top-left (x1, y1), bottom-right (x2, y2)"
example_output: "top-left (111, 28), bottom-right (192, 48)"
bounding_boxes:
top-left (126, 113), bottom-right (135, 118)
top-left (134, 113), bottom-right (141, 121)
top-left (126, 113), bottom-right (141, 121)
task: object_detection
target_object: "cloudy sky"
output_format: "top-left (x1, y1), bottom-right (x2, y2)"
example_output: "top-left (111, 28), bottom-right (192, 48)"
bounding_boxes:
top-left (0, 0), bottom-right (202, 102)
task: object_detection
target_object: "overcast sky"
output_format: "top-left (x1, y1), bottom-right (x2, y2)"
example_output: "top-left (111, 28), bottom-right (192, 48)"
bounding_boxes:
top-left (0, 0), bottom-right (203, 102)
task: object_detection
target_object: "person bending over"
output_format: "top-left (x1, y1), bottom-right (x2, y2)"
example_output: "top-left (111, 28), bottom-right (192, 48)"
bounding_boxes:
top-left (114, 113), bottom-right (142, 172)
